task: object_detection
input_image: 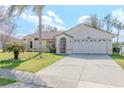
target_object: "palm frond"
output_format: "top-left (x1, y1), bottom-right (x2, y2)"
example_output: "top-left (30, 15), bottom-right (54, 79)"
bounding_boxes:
top-left (6, 5), bottom-right (28, 17)
top-left (5, 42), bottom-right (25, 53)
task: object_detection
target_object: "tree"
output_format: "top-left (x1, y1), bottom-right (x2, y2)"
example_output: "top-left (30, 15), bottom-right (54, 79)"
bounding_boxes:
top-left (6, 42), bottom-right (25, 60)
top-left (89, 14), bottom-right (98, 28)
top-left (42, 24), bottom-right (57, 32)
top-left (82, 14), bottom-right (98, 28)
top-left (82, 14), bottom-right (104, 29)
top-left (114, 22), bottom-right (124, 47)
top-left (0, 6), bottom-right (16, 51)
top-left (0, 6), bottom-right (10, 22)
top-left (103, 14), bottom-right (118, 32)
top-left (6, 5), bottom-right (45, 57)
top-left (0, 23), bottom-right (16, 52)
top-left (51, 27), bottom-right (57, 32)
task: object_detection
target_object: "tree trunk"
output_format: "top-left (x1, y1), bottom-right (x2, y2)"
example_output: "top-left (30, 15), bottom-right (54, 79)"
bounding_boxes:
top-left (117, 29), bottom-right (120, 46)
top-left (38, 9), bottom-right (42, 57)
top-left (14, 51), bottom-right (19, 60)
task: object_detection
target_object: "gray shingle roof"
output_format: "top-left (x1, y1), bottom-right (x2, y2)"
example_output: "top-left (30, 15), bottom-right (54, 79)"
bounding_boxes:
top-left (26, 31), bottom-right (63, 40)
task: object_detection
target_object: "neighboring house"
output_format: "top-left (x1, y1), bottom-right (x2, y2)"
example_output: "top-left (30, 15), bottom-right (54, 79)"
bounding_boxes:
top-left (23, 23), bottom-right (115, 55)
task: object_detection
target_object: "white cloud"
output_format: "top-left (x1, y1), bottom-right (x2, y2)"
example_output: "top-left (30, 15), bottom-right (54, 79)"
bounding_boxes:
top-left (47, 10), bottom-right (64, 24)
top-left (78, 16), bottom-right (90, 23)
top-left (14, 33), bottom-right (27, 39)
top-left (47, 11), bottom-right (56, 17)
top-left (112, 8), bottom-right (124, 23)
top-left (20, 10), bottom-right (65, 31)
top-left (42, 15), bottom-right (52, 25)
top-left (21, 13), bottom-right (38, 23)
top-left (50, 23), bottom-right (66, 31)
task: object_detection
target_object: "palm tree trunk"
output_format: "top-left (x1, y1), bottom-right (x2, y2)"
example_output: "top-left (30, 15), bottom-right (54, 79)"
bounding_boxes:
top-left (38, 9), bottom-right (42, 57)
top-left (14, 51), bottom-right (19, 60)
top-left (117, 29), bottom-right (120, 48)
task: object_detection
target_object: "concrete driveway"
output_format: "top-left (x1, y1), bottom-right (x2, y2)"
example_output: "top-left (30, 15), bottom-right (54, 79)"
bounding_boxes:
top-left (36, 54), bottom-right (124, 88)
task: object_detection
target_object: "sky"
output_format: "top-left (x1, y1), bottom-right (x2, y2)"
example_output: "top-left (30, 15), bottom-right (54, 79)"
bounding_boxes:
top-left (12, 5), bottom-right (124, 42)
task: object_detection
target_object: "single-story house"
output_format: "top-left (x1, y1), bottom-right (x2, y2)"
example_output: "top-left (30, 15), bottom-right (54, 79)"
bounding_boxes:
top-left (23, 23), bottom-right (115, 55)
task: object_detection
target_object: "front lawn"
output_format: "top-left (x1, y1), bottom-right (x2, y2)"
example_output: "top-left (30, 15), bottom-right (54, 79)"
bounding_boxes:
top-left (0, 52), bottom-right (64, 73)
top-left (0, 49), bottom-right (2, 52)
top-left (0, 77), bottom-right (16, 86)
top-left (111, 54), bottom-right (124, 69)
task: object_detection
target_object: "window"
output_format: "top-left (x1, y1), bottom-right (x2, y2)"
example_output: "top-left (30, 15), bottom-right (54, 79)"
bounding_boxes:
top-left (74, 40), bottom-right (76, 42)
top-left (103, 39), bottom-right (106, 41)
top-left (34, 38), bottom-right (38, 40)
top-left (30, 41), bottom-right (33, 48)
top-left (99, 40), bottom-right (101, 42)
top-left (49, 40), bottom-right (55, 48)
top-left (90, 40), bottom-right (92, 42)
top-left (86, 40), bottom-right (88, 42)
top-left (94, 39), bottom-right (96, 42)
top-left (77, 40), bottom-right (80, 42)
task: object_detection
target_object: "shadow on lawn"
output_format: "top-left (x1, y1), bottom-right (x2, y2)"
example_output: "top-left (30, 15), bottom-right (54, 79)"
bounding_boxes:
top-left (0, 53), bottom-right (40, 69)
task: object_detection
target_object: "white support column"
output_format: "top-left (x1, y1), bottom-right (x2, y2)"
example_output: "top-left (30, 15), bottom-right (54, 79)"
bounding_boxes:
top-left (56, 38), bottom-right (60, 54)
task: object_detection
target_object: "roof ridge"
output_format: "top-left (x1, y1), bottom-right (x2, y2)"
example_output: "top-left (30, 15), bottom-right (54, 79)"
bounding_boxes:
top-left (64, 23), bottom-right (115, 36)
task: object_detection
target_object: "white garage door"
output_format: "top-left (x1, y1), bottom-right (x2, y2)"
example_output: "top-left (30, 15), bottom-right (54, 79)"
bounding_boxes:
top-left (72, 39), bottom-right (107, 54)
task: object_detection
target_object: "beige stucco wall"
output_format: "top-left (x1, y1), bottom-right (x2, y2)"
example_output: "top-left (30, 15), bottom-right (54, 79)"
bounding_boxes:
top-left (24, 36), bottom-right (50, 52)
top-left (56, 24), bottom-right (113, 55)
top-left (55, 34), bottom-right (73, 54)
top-left (65, 24), bottom-right (113, 39)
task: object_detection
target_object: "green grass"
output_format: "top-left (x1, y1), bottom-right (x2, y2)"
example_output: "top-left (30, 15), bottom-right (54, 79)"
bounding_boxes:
top-left (0, 52), bottom-right (64, 73)
top-left (0, 77), bottom-right (16, 86)
top-left (111, 54), bottom-right (124, 69)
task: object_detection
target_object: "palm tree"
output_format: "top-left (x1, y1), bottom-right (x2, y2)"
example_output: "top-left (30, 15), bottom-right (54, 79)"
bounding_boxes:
top-left (114, 22), bottom-right (124, 46)
top-left (6, 42), bottom-right (25, 60)
top-left (103, 14), bottom-right (118, 32)
top-left (6, 5), bottom-right (45, 57)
